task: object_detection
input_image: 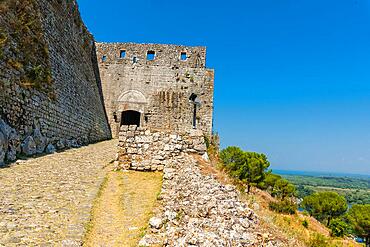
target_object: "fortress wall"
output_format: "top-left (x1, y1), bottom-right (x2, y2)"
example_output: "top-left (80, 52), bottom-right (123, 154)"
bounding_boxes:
top-left (0, 0), bottom-right (111, 165)
top-left (96, 42), bottom-right (214, 138)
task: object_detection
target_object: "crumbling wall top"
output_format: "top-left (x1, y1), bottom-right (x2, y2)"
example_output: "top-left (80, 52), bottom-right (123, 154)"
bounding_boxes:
top-left (96, 42), bottom-right (207, 68)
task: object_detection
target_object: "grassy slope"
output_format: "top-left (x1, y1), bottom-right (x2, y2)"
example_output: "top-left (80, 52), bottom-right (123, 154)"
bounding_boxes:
top-left (195, 153), bottom-right (362, 247)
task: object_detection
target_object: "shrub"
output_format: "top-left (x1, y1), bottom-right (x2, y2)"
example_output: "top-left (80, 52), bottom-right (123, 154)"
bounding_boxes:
top-left (329, 218), bottom-right (348, 237)
top-left (307, 233), bottom-right (328, 247)
top-left (269, 199), bottom-right (297, 215)
top-left (302, 219), bottom-right (309, 228)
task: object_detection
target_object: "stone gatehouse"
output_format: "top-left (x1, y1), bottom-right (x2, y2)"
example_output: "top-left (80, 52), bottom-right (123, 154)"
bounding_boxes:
top-left (96, 43), bottom-right (214, 138)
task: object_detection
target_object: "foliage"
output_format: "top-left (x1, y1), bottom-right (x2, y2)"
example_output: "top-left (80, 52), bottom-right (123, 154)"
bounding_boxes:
top-left (329, 218), bottom-right (349, 237)
top-left (269, 199), bottom-right (297, 214)
top-left (296, 185), bottom-right (315, 199)
top-left (346, 204), bottom-right (370, 246)
top-left (344, 189), bottom-right (370, 205)
top-left (302, 219), bottom-right (309, 228)
top-left (302, 191), bottom-right (347, 226)
top-left (271, 178), bottom-right (296, 199)
top-left (282, 174), bottom-right (370, 190)
top-left (307, 233), bottom-right (329, 247)
top-left (283, 174), bottom-right (370, 205)
top-left (257, 172), bottom-right (281, 192)
top-left (220, 146), bottom-right (270, 193)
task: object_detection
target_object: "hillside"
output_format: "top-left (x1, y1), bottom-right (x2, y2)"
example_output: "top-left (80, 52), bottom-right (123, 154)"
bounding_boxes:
top-left (198, 152), bottom-right (363, 247)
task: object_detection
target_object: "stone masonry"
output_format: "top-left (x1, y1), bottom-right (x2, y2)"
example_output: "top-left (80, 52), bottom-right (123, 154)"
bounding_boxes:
top-left (117, 125), bottom-right (207, 171)
top-left (0, 0), bottom-right (111, 165)
top-left (96, 43), bottom-right (214, 138)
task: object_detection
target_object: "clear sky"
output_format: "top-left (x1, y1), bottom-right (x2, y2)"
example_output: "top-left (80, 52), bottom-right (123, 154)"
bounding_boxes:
top-left (77, 0), bottom-right (370, 175)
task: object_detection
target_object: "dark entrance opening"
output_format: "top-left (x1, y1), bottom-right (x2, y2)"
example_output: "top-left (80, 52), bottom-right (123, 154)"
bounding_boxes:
top-left (121, 110), bottom-right (141, 126)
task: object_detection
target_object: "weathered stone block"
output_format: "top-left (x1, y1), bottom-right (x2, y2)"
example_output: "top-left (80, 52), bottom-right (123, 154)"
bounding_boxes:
top-left (21, 136), bottom-right (37, 156)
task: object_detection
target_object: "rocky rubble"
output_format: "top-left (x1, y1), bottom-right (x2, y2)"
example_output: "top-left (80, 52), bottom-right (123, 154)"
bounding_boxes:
top-left (139, 154), bottom-right (285, 247)
top-left (117, 125), bottom-right (207, 171)
top-left (0, 118), bottom-right (83, 166)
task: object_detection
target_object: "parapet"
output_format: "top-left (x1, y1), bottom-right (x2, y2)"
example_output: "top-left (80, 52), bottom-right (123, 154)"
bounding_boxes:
top-left (96, 42), bottom-right (207, 68)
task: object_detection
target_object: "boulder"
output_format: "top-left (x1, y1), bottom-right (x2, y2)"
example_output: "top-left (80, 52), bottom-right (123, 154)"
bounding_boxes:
top-left (33, 128), bottom-right (46, 154)
top-left (0, 119), bottom-right (20, 162)
top-left (0, 131), bottom-right (6, 166)
top-left (45, 144), bottom-right (56, 154)
top-left (21, 136), bottom-right (37, 156)
top-left (7, 130), bottom-right (20, 162)
top-left (149, 217), bottom-right (163, 229)
top-left (0, 119), bottom-right (12, 140)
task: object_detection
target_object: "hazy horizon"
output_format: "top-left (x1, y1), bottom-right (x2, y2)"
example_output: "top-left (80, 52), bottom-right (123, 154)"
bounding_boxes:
top-left (78, 0), bottom-right (370, 175)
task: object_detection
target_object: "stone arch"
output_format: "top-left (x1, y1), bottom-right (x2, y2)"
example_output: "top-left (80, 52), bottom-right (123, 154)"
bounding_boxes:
top-left (117, 90), bottom-right (147, 113)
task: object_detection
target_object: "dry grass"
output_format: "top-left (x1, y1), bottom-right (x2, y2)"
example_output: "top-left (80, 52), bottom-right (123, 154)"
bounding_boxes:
top-left (83, 170), bottom-right (163, 247)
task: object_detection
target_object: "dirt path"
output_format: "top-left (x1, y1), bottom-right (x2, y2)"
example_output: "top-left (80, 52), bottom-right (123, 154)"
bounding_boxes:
top-left (83, 170), bottom-right (162, 247)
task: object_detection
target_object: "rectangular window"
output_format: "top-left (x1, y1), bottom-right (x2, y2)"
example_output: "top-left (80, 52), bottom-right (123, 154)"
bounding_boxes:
top-left (120, 50), bottom-right (126, 58)
top-left (102, 55), bottom-right (107, 62)
top-left (181, 52), bottom-right (187, 61)
top-left (147, 51), bottom-right (155, 61)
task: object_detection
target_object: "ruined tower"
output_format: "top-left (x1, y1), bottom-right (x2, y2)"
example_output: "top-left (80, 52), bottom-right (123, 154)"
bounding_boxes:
top-left (96, 43), bottom-right (214, 138)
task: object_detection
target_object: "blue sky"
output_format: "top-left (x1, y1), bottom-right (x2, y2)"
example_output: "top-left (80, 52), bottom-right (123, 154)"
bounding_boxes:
top-left (77, 0), bottom-right (370, 175)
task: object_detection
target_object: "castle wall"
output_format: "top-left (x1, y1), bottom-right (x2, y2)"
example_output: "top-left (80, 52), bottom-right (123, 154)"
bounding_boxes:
top-left (96, 43), bottom-right (214, 138)
top-left (0, 0), bottom-right (111, 165)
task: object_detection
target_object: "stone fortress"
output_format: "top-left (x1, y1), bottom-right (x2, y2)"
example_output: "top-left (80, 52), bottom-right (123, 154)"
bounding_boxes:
top-left (96, 43), bottom-right (215, 170)
top-left (96, 43), bottom-right (214, 138)
top-left (0, 0), bottom-right (214, 169)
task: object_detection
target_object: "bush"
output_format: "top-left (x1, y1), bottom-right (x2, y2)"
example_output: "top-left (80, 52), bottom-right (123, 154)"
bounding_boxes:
top-left (307, 233), bottom-right (328, 247)
top-left (302, 219), bottom-right (309, 228)
top-left (329, 218), bottom-right (349, 237)
top-left (269, 199), bottom-right (297, 215)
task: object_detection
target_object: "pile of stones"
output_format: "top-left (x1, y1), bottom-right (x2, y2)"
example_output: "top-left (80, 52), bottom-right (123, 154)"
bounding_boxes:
top-left (116, 125), bottom-right (207, 171)
top-left (139, 154), bottom-right (285, 247)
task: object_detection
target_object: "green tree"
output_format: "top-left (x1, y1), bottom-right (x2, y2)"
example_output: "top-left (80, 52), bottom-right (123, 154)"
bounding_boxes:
top-left (258, 172), bottom-right (281, 192)
top-left (272, 179), bottom-right (296, 199)
top-left (329, 218), bottom-right (349, 237)
top-left (219, 147), bottom-right (270, 193)
top-left (219, 146), bottom-right (245, 170)
top-left (346, 204), bottom-right (370, 246)
top-left (302, 191), bottom-right (347, 226)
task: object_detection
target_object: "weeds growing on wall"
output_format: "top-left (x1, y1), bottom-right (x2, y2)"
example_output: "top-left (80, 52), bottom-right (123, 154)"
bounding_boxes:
top-left (0, 0), bottom-right (54, 98)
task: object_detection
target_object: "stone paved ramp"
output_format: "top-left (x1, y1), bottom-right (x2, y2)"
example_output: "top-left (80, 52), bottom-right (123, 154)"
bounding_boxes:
top-left (0, 140), bottom-right (117, 247)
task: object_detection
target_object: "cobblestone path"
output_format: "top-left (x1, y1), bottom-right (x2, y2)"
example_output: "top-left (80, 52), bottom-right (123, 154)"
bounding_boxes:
top-left (0, 140), bottom-right (117, 247)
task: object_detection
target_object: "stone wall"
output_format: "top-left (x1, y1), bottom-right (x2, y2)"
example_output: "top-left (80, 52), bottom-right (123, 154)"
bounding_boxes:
top-left (0, 0), bottom-right (111, 165)
top-left (117, 125), bottom-right (207, 171)
top-left (96, 43), bottom-right (214, 138)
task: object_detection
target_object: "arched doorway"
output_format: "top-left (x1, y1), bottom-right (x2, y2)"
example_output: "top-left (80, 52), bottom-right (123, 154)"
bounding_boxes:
top-left (121, 110), bottom-right (141, 126)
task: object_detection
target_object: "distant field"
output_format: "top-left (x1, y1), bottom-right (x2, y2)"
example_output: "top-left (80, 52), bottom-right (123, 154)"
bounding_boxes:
top-left (276, 173), bottom-right (370, 205)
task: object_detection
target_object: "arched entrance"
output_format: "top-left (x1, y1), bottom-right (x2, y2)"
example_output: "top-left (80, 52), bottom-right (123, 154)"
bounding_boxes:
top-left (121, 110), bottom-right (141, 126)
